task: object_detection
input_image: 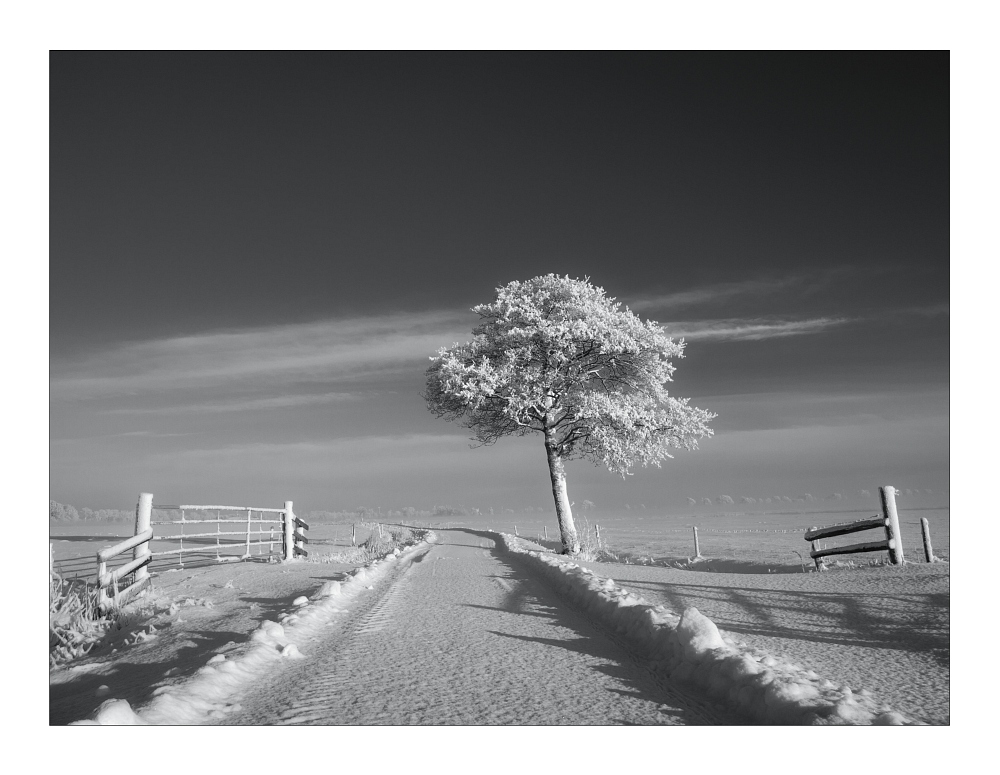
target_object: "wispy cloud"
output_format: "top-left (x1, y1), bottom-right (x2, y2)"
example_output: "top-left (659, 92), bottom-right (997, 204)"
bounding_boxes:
top-left (51, 310), bottom-right (476, 400)
top-left (664, 316), bottom-right (850, 341)
top-left (627, 277), bottom-right (805, 313)
top-left (609, 272), bottom-right (860, 341)
top-left (53, 430), bottom-right (200, 442)
top-left (104, 392), bottom-right (364, 415)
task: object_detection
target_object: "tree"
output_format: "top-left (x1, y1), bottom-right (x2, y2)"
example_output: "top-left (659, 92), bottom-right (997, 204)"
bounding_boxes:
top-left (49, 500), bottom-right (79, 522)
top-left (424, 274), bottom-right (716, 554)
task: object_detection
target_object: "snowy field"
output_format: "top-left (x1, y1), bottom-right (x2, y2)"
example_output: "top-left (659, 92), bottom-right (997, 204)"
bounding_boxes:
top-left (51, 505), bottom-right (949, 578)
top-left (400, 507), bottom-right (950, 571)
top-left (50, 508), bottom-right (948, 725)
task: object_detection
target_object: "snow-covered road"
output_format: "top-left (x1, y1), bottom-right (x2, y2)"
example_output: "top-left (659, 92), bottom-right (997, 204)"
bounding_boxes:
top-left (224, 529), bottom-right (732, 725)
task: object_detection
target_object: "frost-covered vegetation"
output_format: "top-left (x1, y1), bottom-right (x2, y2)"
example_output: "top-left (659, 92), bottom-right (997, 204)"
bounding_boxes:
top-left (49, 563), bottom-right (159, 668)
top-left (425, 274), bottom-right (715, 555)
top-left (311, 523), bottom-right (427, 564)
top-left (50, 500), bottom-right (132, 522)
top-left (49, 574), bottom-right (107, 667)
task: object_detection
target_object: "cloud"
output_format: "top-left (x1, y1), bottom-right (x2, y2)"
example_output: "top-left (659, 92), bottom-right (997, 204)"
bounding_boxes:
top-left (663, 317), bottom-right (851, 342)
top-left (626, 270), bottom-right (948, 320)
top-left (51, 309), bottom-right (477, 400)
top-left (626, 277), bottom-right (806, 313)
top-left (104, 391), bottom-right (364, 415)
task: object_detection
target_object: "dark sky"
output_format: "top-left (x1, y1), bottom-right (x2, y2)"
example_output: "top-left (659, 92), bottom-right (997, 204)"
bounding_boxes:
top-left (50, 52), bottom-right (949, 513)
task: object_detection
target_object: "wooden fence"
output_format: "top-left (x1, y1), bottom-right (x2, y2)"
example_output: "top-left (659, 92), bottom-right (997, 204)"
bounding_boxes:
top-left (94, 493), bottom-right (307, 614)
top-left (804, 485), bottom-right (907, 569)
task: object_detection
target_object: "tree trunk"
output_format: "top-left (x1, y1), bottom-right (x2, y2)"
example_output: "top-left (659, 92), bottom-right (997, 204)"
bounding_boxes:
top-left (544, 431), bottom-right (580, 555)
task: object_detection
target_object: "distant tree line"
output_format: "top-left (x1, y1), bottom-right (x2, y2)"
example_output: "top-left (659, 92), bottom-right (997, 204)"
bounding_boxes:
top-left (302, 503), bottom-right (599, 522)
top-left (49, 500), bottom-right (132, 523)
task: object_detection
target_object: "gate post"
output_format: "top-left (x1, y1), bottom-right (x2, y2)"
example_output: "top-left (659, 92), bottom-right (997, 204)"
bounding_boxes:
top-left (134, 493), bottom-right (153, 584)
top-left (879, 486), bottom-right (905, 565)
top-left (283, 501), bottom-right (295, 561)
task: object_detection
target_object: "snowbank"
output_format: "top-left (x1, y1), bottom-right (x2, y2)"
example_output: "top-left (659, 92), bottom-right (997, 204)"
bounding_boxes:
top-left (497, 533), bottom-right (920, 725)
top-left (71, 540), bottom-right (430, 725)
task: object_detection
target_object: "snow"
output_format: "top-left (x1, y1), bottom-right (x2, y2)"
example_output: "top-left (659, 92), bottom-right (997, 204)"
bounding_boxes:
top-left (497, 532), bottom-right (924, 725)
top-left (77, 698), bottom-right (147, 725)
top-left (67, 539), bottom-right (432, 725)
top-left (54, 521), bottom-right (943, 726)
top-left (675, 607), bottom-right (725, 658)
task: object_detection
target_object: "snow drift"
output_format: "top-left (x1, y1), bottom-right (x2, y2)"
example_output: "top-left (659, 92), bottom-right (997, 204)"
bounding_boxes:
top-left (72, 541), bottom-right (428, 725)
top-left (497, 532), bottom-right (920, 725)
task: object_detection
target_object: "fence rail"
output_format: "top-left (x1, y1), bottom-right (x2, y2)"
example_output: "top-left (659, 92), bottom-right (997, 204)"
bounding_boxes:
top-left (95, 494), bottom-right (154, 614)
top-left (804, 486), bottom-right (906, 569)
top-left (155, 505), bottom-right (287, 513)
top-left (92, 493), bottom-right (308, 616)
top-left (804, 516), bottom-right (885, 542)
top-left (148, 503), bottom-right (303, 566)
top-left (151, 519), bottom-right (283, 525)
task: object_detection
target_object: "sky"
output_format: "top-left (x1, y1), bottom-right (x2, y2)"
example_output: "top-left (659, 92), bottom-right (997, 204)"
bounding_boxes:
top-left (49, 51), bottom-right (950, 515)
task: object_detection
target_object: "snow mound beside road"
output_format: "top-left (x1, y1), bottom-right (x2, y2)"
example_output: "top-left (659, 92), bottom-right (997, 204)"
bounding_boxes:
top-left (498, 533), bottom-right (919, 725)
top-left (72, 538), bottom-right (432, 725)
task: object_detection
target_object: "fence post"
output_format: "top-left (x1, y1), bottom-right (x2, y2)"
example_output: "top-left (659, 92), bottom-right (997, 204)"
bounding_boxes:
top-left (920, 517), bottom-right (935, 563)
top-left (879, 486), bottom-right (905, 565)
top-left (283, 501), bottom-right (295, 561)
top-left (596, 524), bottom-right (601, 544)
top-left (352, 523), bottom-right (357, 546)
top-left (134, 493), bottom-right (153, 585)
top-left (811, 539), bottom-right (825, 571)
top-left (692, 526), bottom-right (701, 558)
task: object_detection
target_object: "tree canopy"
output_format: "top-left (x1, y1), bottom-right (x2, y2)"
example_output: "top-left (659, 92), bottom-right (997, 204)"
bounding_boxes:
top-left (425, 274), bottom-right (716, 553)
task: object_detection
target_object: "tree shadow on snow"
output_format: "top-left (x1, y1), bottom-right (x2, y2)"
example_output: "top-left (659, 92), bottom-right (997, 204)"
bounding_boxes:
top-left (445, 529), bottom-right (731, 725)
top-left (50, 567), bottom-right (355, 725)
top-left (622, 579), bottom-right (949, 668)
top-left (49, 627), bottom-right (248, 725)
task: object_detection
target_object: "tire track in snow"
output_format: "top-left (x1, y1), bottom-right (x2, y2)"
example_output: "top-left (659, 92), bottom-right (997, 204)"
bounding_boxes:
top-left (226, 531), bottom-right (727, 725)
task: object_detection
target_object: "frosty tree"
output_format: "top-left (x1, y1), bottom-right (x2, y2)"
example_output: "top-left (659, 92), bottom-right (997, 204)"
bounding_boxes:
top-left (424, 274), bottom-right (716, 555)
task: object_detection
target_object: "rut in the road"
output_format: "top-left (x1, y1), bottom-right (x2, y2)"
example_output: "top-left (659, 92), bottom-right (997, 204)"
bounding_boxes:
top-left (224, 531), bottom-right (727, 725)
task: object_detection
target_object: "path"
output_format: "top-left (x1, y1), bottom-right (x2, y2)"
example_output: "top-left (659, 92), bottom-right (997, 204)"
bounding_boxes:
top-left (225, 529), bottom-right (734, 725)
